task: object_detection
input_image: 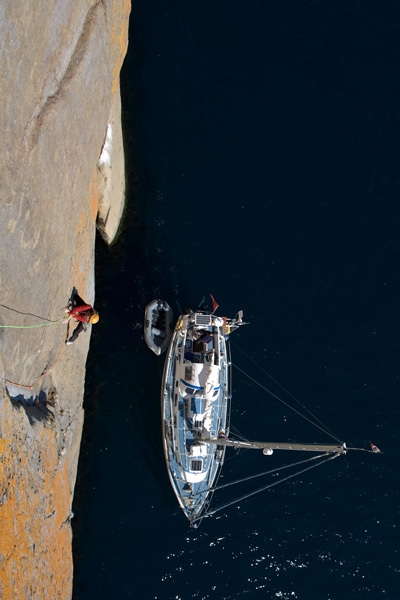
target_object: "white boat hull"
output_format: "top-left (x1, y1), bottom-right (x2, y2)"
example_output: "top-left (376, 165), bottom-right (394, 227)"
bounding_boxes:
top-left (161, 311), bottom-right (232, 525)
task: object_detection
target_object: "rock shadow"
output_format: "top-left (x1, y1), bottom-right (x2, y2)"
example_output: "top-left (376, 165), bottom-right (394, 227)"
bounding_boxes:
top-left (7, 386), bottom-right (56, 425)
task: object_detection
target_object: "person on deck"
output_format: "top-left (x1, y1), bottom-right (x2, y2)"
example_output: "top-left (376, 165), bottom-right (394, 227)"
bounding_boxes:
top-left (64, 291), bottom-right (99, 345)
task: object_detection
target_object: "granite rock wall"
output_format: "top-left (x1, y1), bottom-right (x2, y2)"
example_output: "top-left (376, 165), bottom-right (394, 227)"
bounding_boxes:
top-left (0, 1), bottom-right (130, 597)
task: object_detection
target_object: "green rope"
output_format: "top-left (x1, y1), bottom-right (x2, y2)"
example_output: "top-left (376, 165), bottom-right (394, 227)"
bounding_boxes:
top-left (0, 319), bottom-right (65, 329)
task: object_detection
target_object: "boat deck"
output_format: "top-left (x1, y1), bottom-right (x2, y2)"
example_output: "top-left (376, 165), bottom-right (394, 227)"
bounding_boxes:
top-left (162, 313), bottom-right (232, 522)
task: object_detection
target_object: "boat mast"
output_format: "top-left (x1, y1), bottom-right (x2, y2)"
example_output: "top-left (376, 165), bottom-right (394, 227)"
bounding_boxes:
top-left (204, 437), bottom-right (347, 455)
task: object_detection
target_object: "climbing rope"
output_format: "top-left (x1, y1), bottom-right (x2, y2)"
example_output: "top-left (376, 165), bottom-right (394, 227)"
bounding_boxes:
top-left (0, 319), bottom-right (64, 329)
top-left (0, 314), bottom-right (67, 389)
top-left (4, 341), bottom-right (65, 391)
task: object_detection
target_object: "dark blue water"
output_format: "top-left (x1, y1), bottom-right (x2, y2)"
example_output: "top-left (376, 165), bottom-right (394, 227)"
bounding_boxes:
top-left (72, 2), bottom-right (400, 598)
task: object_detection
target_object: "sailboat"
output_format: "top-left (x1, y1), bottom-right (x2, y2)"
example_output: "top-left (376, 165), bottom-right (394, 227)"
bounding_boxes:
top-left (159, 297), bottom-right (380, 527)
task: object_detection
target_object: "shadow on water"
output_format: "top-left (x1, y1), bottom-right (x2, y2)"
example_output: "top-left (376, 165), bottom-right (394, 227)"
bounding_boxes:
top-left (71, 72), bottom-right (178, 590)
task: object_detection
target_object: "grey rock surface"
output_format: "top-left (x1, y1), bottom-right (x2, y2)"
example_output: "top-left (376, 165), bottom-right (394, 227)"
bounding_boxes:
top-left (0, 1), bottom-right (130, 596)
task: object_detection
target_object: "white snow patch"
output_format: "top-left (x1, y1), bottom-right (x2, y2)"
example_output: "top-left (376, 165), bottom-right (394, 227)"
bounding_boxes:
top-left (98, 124), bottom-right (113, 167)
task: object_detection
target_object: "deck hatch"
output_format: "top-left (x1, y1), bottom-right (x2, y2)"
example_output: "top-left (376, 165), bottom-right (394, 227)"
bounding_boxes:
top-left (190, 459), bottom-right (203, 472)
top-left (195, 314), bottom-right (212, 326)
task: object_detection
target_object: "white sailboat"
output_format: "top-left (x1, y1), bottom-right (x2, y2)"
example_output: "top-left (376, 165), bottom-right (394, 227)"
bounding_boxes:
top-left (159, 297), bottom-right (380, 527)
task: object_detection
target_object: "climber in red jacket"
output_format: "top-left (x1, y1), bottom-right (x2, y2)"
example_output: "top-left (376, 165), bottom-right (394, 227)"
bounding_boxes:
top-left (64, 290), bottom-right (99, 345)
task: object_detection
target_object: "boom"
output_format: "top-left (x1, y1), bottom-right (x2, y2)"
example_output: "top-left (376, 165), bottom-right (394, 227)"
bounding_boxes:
top-left (204, 436), bottom-right (347, 455)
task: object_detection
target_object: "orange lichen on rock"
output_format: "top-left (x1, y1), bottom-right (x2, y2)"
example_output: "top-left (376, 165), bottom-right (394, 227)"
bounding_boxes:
top-left (0, 0), bottom-right (131, 597)
top-left (0, 395), bottom-right (72, 599)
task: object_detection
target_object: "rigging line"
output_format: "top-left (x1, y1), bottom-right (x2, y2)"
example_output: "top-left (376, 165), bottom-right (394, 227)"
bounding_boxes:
top-left (233, 362), bottom-right (344, 444)
top-left (176, 300), bottom-right (183, 315)
top-left (231, 340), bottom-right (342, 443)
top-left (193, 452), bottom-right (330, 496)
top-left (229, 424), bottom-right (251, 442)
top-left (232, 341), bottom-right (341, 442)
top-left (199, 452), bottom-right (341, 522)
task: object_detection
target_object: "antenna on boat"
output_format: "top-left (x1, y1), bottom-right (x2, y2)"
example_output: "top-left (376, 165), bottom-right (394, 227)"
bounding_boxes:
top-left (176, 300), bottom-right (183, 315)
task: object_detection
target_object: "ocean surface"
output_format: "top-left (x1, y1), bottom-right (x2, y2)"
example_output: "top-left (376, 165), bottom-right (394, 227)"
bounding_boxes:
top-left (72, 2), bottom-right (400, 599)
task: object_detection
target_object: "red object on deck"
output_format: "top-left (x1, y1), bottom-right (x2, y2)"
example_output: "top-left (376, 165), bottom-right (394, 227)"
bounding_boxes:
top-left (210, 294), bottom-right (219, 313)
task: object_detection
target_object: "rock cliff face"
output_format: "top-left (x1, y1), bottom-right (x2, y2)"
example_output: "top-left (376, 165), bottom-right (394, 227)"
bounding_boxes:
top-left (0, 2), bottom-right (130, 597)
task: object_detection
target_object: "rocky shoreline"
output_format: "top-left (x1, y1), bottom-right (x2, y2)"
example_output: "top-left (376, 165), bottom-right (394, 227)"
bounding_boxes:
top-left (0, 2), bottom-right (130, 597)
